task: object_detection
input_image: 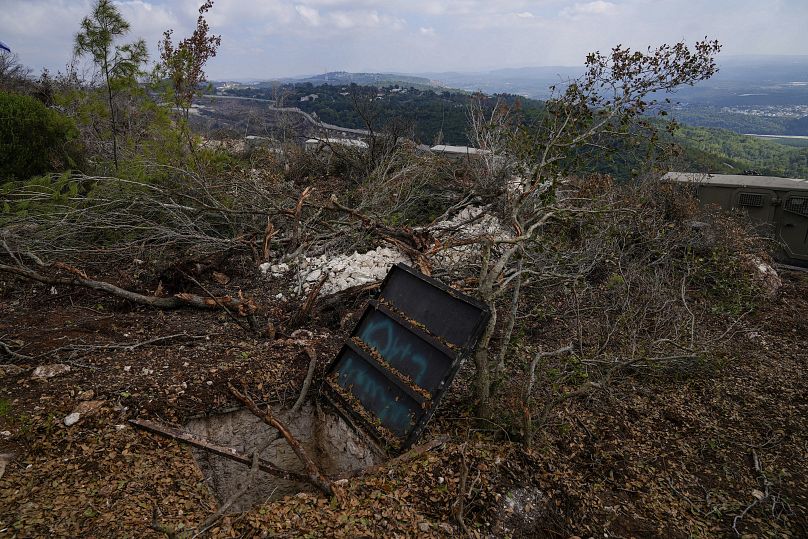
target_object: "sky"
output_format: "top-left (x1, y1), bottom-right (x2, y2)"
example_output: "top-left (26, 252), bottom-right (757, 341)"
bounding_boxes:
top-left (1, 0), bottom-right (807, 80)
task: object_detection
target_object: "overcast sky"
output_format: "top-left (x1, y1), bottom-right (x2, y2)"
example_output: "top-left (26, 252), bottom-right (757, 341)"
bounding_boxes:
top-left (1, 0), bottom-right (807, 80)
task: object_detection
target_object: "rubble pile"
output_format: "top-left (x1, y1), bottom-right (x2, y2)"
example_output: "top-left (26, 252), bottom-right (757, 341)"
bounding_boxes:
top-left (261, 246), bottom-right (412, 296)
top-left (260, 206), bottom-right (511, 295)
top-left (428, 206), bottom-right (510, 268)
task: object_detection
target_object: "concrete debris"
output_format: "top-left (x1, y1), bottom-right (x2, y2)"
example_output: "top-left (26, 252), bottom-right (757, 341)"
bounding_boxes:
top-left (307, 246), bottom-right (411, 295)
top-left (746, 255), bottom-right (782, 298)
top-left (428, 206), bottom-right (510, 268)
top-left (32, 363), bottom-right (71, 379)
top-left (259, 262), bottom-right (290, 276)
top-left (63, 412), bottom-right (81, 427)
top-left (262, 206), bottom-right (510, 297)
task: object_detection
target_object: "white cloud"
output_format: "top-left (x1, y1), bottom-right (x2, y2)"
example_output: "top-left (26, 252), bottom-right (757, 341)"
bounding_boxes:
top-left (1, 0), bottom-right (808, 79)
top-left (561, 1), bottom-right (617, 18)
top-left (296, 5), bottom-right (322, 26)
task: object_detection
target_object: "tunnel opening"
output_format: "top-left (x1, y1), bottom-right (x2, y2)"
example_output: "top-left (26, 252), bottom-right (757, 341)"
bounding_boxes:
top-left (184, 402), bottom-right (383, 512)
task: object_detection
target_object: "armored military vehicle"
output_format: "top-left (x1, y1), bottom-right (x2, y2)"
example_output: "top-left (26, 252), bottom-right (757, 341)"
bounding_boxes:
top-left (662, 172), bottom-right (808, 267)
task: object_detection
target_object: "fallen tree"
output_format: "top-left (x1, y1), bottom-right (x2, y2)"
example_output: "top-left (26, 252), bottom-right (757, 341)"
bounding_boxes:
top-left (0, 261), bottom-right (257, 315)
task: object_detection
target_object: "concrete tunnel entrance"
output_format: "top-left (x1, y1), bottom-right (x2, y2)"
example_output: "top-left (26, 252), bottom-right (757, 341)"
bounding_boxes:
top-left (183, 403), bottom-right (382, 512)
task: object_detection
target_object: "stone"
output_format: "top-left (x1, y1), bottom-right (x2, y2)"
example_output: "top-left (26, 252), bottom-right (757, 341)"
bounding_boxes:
top-left (747, 255), bottom-right (782, 298)
top-left (32, 364), bottom-right (71, 379)
top-left (64, 412), bottom-right (81, 427)
top-left (305, 269), bottom-right (322, 282)
top-left (0, 452), bottom-right (13, 480)
top-left (73, 400), bottom-right (104, 416)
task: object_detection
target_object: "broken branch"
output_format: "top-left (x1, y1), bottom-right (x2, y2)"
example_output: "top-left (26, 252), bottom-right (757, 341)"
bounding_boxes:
top-left (228, 383), bottom-right (335, 497)
top-left (0, 263), bottom-right (255, 313)
top-left (129, 418), bottom-right (308, 484)
top-left (292, 347), bottom-right (317, 414)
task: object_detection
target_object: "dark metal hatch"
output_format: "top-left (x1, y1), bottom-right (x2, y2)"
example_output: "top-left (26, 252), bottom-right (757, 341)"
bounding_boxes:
top-left (322, 263), bottom-right (490, 454)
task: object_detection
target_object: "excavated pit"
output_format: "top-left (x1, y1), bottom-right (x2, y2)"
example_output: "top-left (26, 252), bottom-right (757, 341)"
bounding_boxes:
top-left (185, 403), bottom-right (383, 512)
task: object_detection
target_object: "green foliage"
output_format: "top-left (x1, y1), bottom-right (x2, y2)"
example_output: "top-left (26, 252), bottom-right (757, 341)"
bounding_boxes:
top-left (223, 82), bottom-right (543, 145)
top-left (0, 92), bottom-right (79, 180)
top-left (74, 0), bottom-right (147, 84)
top-left (0, 398), bottom-right (10, 417)
top-left (0, 172), bottom-right (87, 217)
top-left (74, 0), bottom-right (148, 170)
top-left (674, 124), bottom-right (808, 178)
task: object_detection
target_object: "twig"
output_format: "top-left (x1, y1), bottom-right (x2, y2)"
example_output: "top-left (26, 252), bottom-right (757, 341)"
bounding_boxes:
top-left (452, 443), bottom-right (472, 537)
top-left (228, 383), bottom-right (335, 496)
top-left (340, 435), bottom-right (449, 479)
top-left (51, 333), bottom-right (206, 353)
top-left (286, 272), bottom-right (327, 329)
top-left (0, 340), bottom-right (32, 362)
top-left (129, 418), bottom-right (309, 483)
top-left (193, 451), bottom-right (262, 537)
top-left (179, 270), bottom-right (254, 333)
top-left (292, 346), bottom-right (317, 413)
top-left (0, 263), bottom-right (255, 312)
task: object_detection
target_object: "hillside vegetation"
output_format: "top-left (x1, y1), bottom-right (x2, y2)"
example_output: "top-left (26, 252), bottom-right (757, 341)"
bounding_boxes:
top-left (222, 82), bottom-right (808, 179)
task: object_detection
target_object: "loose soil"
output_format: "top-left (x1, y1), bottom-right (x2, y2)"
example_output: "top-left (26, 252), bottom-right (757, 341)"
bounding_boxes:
top-left (0, 267), bottom-right (806, 537)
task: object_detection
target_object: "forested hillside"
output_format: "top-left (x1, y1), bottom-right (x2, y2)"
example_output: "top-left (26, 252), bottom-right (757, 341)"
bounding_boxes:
top-left (222, 81), bottom-right (808, 178)
top-left (674, 124), bottom-right (808, 177)
top-left (221, 82), bottom-right (543, 145)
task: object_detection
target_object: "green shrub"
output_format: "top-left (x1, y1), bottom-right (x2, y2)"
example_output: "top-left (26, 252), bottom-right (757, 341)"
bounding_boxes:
top-left (0, 91), bottom-right (79, 180)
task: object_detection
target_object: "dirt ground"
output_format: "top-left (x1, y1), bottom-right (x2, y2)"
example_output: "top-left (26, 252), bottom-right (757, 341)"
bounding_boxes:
top-left (0, 266), bottom-right (806, 537)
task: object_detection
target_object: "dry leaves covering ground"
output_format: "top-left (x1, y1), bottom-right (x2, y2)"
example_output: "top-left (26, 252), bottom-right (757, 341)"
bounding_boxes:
top-left (0, 269), bottom-right (806, 537)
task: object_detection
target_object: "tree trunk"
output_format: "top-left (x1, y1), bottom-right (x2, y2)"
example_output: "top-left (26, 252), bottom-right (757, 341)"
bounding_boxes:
top-left (473, 305), bottom-right (497, 419)
top-left (102, 59), bottom-right (119, 171)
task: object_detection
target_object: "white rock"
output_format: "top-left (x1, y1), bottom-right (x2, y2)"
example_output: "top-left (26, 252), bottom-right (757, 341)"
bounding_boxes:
top-left (64, 412), bottom-right (80, 427)
top-left (32, 364), bottom-right (71, 379)
top-left (258, 262), bottom-right (272, 275)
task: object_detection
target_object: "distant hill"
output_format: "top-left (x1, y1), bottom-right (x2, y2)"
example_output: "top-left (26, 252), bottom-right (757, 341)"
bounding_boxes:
top-left (216, 80), bottom-right (808, 179)
top-left (212, 72), bottom-right (444, 93)
top-left (418, 66), bottom-right (584, 99)
top-left (288, 72), bottom-right (441, 90)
